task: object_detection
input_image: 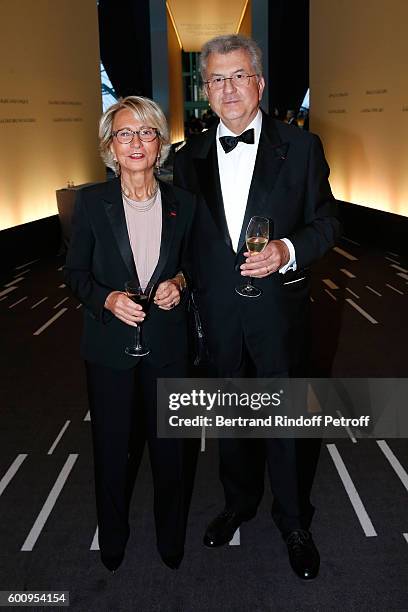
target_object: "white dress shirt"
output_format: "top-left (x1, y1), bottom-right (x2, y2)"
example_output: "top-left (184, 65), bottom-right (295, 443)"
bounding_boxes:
top-left (216, 110), bottom-right (296, 272)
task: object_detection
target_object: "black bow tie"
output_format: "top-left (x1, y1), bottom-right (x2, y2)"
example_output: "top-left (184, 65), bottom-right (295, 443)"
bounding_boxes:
top-left (219, 128), bottom-right (255, 153)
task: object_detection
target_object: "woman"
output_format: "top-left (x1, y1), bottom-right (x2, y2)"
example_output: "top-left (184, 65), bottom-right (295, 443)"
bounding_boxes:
top-left (65, 96), bottom-right (198, 573)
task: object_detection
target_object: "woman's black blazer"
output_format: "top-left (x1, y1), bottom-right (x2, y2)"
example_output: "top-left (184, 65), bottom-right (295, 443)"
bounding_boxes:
top-left (64, 178), bottom-right (195, 369)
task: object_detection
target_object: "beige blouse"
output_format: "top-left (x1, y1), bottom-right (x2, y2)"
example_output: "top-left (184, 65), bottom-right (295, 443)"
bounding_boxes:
top-left (122, 189), bottom-right (162, 290)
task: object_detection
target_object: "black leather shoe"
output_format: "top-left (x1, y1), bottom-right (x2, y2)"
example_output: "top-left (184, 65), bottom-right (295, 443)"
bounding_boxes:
top-left (204, 510), bottom-right (250, 548)
top-left (285, 529), bottom-right (320, 580)
top-left (100, 552), bottom-right (124, 573)
top-left (161, 553), bottom-right (183, 570)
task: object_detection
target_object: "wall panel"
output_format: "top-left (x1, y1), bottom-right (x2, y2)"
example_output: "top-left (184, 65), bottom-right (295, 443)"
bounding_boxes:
top-left (310, 0), bottom-right (408, 216)
top-left (0, 0), bottom-right (105, 230)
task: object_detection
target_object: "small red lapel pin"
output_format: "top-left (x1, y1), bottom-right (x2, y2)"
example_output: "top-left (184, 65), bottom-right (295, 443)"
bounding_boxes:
top-left (170, 211), bottom-right (177, 217)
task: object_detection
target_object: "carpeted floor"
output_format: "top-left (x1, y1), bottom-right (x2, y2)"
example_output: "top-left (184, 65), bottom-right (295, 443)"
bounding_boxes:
top-left (0, 238), bottom-right (407, 611)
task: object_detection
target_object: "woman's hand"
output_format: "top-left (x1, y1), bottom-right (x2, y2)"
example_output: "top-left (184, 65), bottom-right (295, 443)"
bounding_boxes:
top-left (154, 278), bottom-right (182, 310)
top-left (104, 291), bottom-right (145, 326)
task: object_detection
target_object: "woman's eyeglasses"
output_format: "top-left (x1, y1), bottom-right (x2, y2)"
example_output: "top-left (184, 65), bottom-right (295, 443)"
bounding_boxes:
top-left (112, 127), bottom-right (159, 144)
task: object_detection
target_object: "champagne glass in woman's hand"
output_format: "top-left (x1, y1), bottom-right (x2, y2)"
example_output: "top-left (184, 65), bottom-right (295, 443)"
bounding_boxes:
top-left (124, 281), bottom-right (153, 357)
top-left (235, 216), bottom-right (269, 298)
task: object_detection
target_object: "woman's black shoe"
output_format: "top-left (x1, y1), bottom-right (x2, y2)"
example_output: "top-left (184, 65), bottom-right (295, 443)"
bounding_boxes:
top-left (161, 553), bottom-right (183, 569)
top-left (101, 552), bottom-right (125, 573)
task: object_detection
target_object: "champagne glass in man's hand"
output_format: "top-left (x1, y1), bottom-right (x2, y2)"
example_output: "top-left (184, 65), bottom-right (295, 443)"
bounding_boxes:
top-left (235, 216), bottom-right (269, 298)
top-left (124, 281), bottom-right (153, 356)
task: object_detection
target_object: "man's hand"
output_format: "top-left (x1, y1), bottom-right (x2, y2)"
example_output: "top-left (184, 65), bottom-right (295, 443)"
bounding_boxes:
top-left (154, 278), bottom-right (182, 310)
top-left (104, 291), bottom-right (145, 326)
top-left (240, 240), bottom-right (290, 278)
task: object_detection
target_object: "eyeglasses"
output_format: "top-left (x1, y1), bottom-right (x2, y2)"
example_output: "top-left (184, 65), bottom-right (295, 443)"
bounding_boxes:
top-left (112, 127), bottom-right (159, 144)
top-left (204, 73), bottom-right (257, 90)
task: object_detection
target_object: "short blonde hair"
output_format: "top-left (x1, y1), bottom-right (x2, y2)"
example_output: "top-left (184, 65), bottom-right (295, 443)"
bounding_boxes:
top-left (99, 95), bottom-right (171, 172)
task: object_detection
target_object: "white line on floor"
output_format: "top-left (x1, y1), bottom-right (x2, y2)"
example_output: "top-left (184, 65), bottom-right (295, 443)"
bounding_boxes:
top-left (229, 528), bottom-right (240, 546)
top-left (21, 454), bottom-right (78, 551)
top-left (4, 277), bottom-right (24, 287)
top-left (366, 286), bottom-right (382, 297)
top-left (396, 272), bottom-right (408, 281)
top-left (377, 440), bottom-right (408, 492)
top-left (403, 533), bottom-right (408, 545)
top-left (336, 410), bottom-right (357, 443)
top-left (340, 268), bottom-right (356, 278)
top-left (57, 266), bottom-right (63, 272)
top-left (333, 247), bottom-right (358, 261)
top-left (90, 527), bottom-right (99, 550)
top-left (0, 454), bottom-right (28, 497)
top-left (15, 259), bottom-right (39, 270)
top-left (391, 264), bottom-right (408, 274)
top-left (310, 296), bottom-right (314, 302)
top-left (15, 269), bottom-right (30, 276)
top-left (9, 296), bottom-right (28, 309)
top-left (346, 287), bottom-right (360, 299)
top-left (47, 421), bottom-right (71, 455)
top-left (0, 296), bottom-right (9, 302)
top-left (53, 297), bottom-right (69, 309)
top-left (386, 251), bottom-right (399, 258)
top-left (385, 256), bottom-right (400, 264)
top-left (386, 283), bottom-right (404, 295)
top-left (341, 237), bottom-right (361, 246)
top-left (76, 303), bottom-right (82, 310)
top-left (58, 283), bottom-right (66, 289)
top-left (0, 286), bottom-right (18, 299)
top-left (33, 308), bottom-right (68, 336)
top-left (324, 289), bottom-right (337, 301)
top-left (323, 279), bottom-right (339, 290)
top-left (346, 299), bottom-right (378, 324)
top-left (31, 297), bottom-right (48, 309)
top-left (326, 444), bottom-right (377, 537)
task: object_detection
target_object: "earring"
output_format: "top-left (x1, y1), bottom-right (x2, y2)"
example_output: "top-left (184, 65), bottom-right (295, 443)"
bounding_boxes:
top-left (113, 159), bottom-right (120, 177)
top-left (155, 153), bottom-right (161, 175)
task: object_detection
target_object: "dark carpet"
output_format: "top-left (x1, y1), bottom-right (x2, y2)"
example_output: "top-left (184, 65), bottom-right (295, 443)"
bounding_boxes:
top-left (0, 238), bottom-right (407, 611)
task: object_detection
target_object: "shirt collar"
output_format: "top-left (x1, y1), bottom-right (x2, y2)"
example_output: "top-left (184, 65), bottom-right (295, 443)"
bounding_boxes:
top-left (217, 109), bottom-right (262, 142)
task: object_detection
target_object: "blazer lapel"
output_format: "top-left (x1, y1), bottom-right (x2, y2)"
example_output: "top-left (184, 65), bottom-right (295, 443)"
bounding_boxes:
top-left (148, 180), bottom-right (178, 288)
top-left (193, 125), bottom-right (233, 249)
top-left (236, 113), bottom-right (290, 254)
top-left (102, 178), bottom-right (138, 281)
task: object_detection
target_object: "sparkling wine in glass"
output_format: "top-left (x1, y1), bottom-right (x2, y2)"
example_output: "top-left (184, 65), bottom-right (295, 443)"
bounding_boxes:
top-left (124, 281), bottom-right (153, 357)
top-left (235, 216), bottom-right (269, 298)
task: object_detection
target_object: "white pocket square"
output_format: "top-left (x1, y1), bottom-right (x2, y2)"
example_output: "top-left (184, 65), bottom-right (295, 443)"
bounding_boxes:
top-left (283, 276), bottom-right (306, 286)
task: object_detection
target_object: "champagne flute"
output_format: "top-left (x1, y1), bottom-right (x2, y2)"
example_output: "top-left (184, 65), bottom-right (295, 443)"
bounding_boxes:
top-left (235, 216), bottom-right (269, 298)
top-left (124, 281), bottom-right (153, 357)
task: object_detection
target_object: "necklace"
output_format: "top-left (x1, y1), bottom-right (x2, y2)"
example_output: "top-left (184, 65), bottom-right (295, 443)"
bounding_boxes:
top-left (121, 182), bottom-right (159, 213)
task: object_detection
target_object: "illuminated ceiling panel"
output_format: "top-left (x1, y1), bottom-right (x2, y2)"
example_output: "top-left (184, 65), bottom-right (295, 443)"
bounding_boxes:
top-left (167, 0), bottom-right (248, 52)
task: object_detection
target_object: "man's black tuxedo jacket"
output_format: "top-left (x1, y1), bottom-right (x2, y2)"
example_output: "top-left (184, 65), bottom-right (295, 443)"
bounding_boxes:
top-left (173, 113), bottom-right (340, 374)
top-left (64, 178), bottom-right (195, 370)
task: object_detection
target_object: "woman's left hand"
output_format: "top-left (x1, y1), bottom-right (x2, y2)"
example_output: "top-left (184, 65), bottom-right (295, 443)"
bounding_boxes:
top-left (154, 279), bottom-right (181, 310)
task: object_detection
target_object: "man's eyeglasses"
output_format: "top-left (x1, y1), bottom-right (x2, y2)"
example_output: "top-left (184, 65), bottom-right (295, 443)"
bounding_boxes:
top-left (204, 73), bottom-right (257, 90)
top-left (112, 127), bottom-right (159, 144)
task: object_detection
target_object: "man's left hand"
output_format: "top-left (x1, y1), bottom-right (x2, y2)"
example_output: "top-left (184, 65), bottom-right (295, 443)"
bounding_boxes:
top-left (240, 240), bottom-right (290, 278)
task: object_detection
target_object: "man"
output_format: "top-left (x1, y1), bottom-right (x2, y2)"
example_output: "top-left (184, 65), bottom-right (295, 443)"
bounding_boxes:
top-left (173, 34), bottom-right (340, 580)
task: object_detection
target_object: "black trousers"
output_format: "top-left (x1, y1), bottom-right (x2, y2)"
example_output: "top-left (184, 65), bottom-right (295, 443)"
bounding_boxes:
top-left (216, 343), bottom-right (321, 535)
top-left (85, 359), bottom-right (198, 560)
